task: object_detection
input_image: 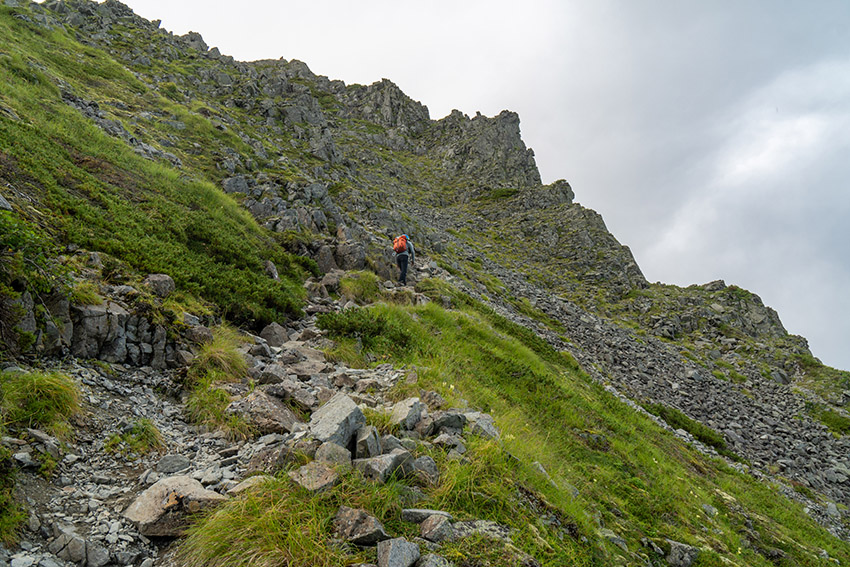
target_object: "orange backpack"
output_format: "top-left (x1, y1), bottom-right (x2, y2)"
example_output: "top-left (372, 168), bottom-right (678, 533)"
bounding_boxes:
top-left (393, 235), bottom-right (408, 253)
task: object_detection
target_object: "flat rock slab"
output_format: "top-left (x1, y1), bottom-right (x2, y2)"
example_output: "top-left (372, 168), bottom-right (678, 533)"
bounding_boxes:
top-left (453, 520), bottom-right (512, 543)
top-left (417, 554), bottom-right (455, 567)
top-left (156, 454), bottom-right (191, 474)
top-left (288, 461), bottom-right (339, 492)
top-left (401, 509), bottom-right (452, 524)
top-left (123, 475), bottom-right (227, 536)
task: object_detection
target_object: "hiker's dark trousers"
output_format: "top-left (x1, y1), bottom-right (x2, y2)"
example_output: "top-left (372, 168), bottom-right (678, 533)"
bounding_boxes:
top-left (396, 254), bottom-right (409, 285)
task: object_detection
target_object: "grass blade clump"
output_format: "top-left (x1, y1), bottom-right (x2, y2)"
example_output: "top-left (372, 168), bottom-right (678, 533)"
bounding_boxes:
top-left (0, 370), bottom-right (80, 436)
top-left (104, 418), bottom-right (165, 456)
top-left (187, 324), bottom-right (248, 384)
top-left (184, 325), bottom-right (252, 439)
top-left (0, 445), bottom-right (25, 545)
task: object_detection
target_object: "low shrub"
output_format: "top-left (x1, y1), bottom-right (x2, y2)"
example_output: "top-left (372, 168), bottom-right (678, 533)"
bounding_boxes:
top-left (806, 403), bottom-right (850, 436)
top-left (316, 306), bottom-right (413, 356)
top-left (643, 402), bottom-right (742, 461)
top-left (339, 270), bottom-right (381, 304)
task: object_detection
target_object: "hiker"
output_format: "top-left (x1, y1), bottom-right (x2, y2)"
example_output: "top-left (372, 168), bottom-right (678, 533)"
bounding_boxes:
top-left (392, 234), bottom-right (415, 286)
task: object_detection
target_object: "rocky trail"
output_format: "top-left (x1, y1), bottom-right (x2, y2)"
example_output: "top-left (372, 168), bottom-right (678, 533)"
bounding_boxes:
top-left (0, 267), bottom-right (515, 567)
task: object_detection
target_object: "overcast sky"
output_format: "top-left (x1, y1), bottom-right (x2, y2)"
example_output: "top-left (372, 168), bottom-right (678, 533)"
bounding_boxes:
top-left (118, 0), bottom-right (850, 371)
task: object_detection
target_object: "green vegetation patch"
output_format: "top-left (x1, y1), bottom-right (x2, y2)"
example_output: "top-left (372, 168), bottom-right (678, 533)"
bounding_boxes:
top-left (805, 402), bottom-right (850, 436)
top-left (643, 402), bottom-right (742, 462)
top-left (104, 418), bottom-right (165, 456)
top-left (0, 445), bottom-right (25, 545)
top-left (184, 325), bottom-right (252, 439)
top-left (0, 12), bottom-right (309, 331)
top-left (308, 285), bottom-right (850, 565)
top-left (0, 369), bottom-right (80, 437)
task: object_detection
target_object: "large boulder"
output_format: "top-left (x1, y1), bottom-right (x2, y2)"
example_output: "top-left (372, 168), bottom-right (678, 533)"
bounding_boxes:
top-left (308, 393), bottom-right (365, 447)
top-left (260, 322), bottom-right (288, 347)
top-left (143, 273), bottom-right (176, 298)
top-left (226, 390), bottom-right (303, 434)
top-left (123, 476), bottom-right (227, 536)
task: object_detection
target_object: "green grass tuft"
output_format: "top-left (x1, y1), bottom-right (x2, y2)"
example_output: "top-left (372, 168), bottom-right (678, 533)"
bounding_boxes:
top-left (104, 418), bottom-right (165, 455)
top-left (0, 370), bottom-right (80, 436)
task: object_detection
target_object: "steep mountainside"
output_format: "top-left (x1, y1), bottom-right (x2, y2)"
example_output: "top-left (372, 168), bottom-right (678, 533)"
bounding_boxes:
top-left (2, 2), bottom-right (850, 567)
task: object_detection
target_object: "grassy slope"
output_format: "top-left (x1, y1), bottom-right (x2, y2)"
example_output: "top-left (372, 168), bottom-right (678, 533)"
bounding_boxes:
top-left (0, 8), bottom-right (306, 328)
top-left (184, 283), bottom-right (850, 566)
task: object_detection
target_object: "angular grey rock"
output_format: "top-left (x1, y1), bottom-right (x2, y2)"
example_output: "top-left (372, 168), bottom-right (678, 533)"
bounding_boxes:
top-left (142, 273), bottom-right (176, 298)
top-left (421, 390), bottom-right (446, 410)
top-left (156, 454), bottom-right (191, 474)
top-left (464, 412), bottom-right (500, 440)
top-left (666, 539), bottom-right (700, 567)
top-left (391, 398), bottom-right (423, 430)
top-left (412, 456), bottom-right (440, 486)
top-left (287, 461), bottom-right (339, 492)
top-left (309, 392), bottom-right (365, 447)
top-left (420, 514), bottom-right (454, 543)
top-left (334, 241), bottom-right (366, 270)
top-left (377, 537), bottom-right (420, 567)
top-left (87, 542), bottom-right (111, 567)
top-left (316, 245), bottom-right (339, 273)
top-left (354, 448), bottom-right (413, 483)
top-left (123, 475), bottom-right (227, 536)
top-left (334, 506), bottom-right (390, 545)
top-left (599, 528), bottom-right (628, 551)
top-left (182, 31), bottom-right (208, 51)
top-left (0, 193), bottom-right (11, 211)
top-left (70, 301), bottom-right (129, 361)
top-left (48, 524), bottom-right (86, 564)
top-left (315, 441), bottom-right (352, 470)
top-left (258, 364), bottom-right (288, 384)
top-left (185, 325), bottom-right (213, 345)
top-left (356, 425), bottom-right (382, 459)
top-left (381, 434), bottom-right (405, 454)
top-left (260, 322), bottom-right (288, 347)
top-left (265, 260), bottom-right (280, 280)
top-left (226, 390), bottom-right (303, 434)
top-left (264, 379), bottom-right (317, 411)
top-left (430, 410), bottom-right (466, 433)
